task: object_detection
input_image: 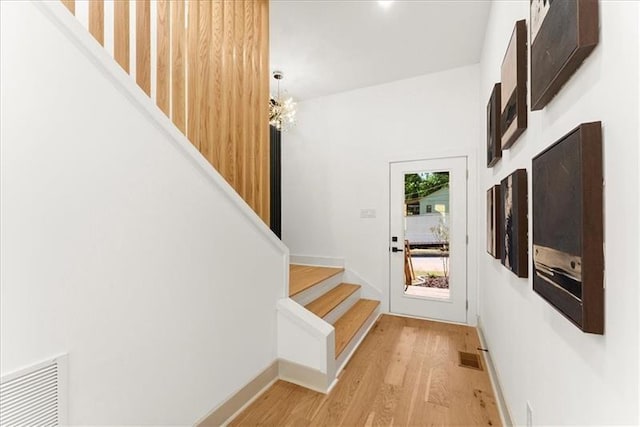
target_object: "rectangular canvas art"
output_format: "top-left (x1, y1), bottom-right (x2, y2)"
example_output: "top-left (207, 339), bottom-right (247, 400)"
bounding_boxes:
top-left (486, 185), bottom-right (501, 259)
top-left (532, 122), bottom-right (603, 334)
top-left (500, 20), bottom-right (527, 150)
top-left (486, 83), bottom-right (502, 167)
top-left (530, 0), bottom-right (599, 110)
top-left (500, 169), bottom-right (528, 278)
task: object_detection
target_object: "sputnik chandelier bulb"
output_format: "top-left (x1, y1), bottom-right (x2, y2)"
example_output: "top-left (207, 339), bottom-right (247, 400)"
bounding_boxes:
top-left (269, 70), bottom-right (296, 131)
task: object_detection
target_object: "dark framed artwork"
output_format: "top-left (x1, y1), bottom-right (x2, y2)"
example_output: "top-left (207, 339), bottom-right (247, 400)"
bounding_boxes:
top-left (500, 20), bottom-right (528, 150)
top-left (530, 0), bottom-right (599, 111)
top-left (486, 83), bottom-right (502, 167)
top-left (532, 122), bottom-right (603, 334)
top-left (486, 185), bottom-right (502, 259)
top-left (500, 169), bottom-right (528, 278)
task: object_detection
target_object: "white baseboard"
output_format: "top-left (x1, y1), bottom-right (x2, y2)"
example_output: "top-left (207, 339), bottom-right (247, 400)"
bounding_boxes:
top-left (196, 361), bottom-right (279, 426)
top-left (278, 359), bottom-right (332, 394)
top-left (196, 358), bottom-right (336, 426)
top-left (476, 317), bottom-right (513, 427)
top-left (290, 254), bottom-right (345, 268)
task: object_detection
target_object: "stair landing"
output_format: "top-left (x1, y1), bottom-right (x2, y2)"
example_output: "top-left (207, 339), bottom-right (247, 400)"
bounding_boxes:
top-left (289, 264), bottom-right (344, 297)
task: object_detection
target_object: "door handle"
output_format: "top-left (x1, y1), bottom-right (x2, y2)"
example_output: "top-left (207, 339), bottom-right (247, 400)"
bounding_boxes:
top-left (391, 247), bottom-right (403, 253)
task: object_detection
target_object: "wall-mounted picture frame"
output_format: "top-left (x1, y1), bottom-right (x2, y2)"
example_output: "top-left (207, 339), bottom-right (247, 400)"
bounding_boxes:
top-left (532, 122), bottom-right (603, 334)
top-left (487, 83), bottom-right (502, 167)
top-left (530, 0), bottom-right (599, 111)
top-left (500, 169), bottom-right (528, 278)
top-left (486, 185), bottom-right (502, 259)
top-left (500, 20), bottom-right (527, 150)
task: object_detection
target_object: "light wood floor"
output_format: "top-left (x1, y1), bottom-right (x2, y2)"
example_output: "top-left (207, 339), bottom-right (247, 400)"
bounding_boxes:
top-left (230, 314), bottom-right (501, 426)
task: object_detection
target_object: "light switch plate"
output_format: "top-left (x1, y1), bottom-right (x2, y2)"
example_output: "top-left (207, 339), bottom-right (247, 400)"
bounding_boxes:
top-left (360, 209), bottom-right (376, 218)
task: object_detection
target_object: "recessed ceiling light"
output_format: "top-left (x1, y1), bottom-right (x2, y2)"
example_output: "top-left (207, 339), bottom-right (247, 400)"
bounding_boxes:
top-left (378, 1), bottom-right (394, 9)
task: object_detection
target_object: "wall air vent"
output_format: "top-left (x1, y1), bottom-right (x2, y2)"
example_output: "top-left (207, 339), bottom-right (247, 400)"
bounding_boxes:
top-left (0, 355), bottom-right (68, 426)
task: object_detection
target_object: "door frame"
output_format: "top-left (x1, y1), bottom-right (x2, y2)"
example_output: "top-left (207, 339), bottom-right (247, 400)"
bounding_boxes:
top-left (386, 148), bottom-right (478, 326)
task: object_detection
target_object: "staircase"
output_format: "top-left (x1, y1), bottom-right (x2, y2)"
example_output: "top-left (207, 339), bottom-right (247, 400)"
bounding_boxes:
top-left (279, 264), bottom-right (380, 391)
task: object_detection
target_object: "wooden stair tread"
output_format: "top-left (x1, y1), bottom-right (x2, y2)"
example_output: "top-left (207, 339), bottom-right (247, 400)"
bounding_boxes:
top-left (289, 264), bottom-right (344, 297)
top-left (334, 299), bottom-right (380, 358)
top-left (305, 283), bottom-right (360, 318)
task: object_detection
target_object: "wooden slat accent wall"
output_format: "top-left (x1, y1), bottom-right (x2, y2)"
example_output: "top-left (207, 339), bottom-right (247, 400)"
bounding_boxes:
top-left (197, 0), bottom-right (211, 161)
top-left (210, 1), bottom-right (224, 170)
top-left (171, 0), bottom-right (186, 133)
top-left (114, 0), bottom-right (130, 72)
top-left (58, 0), bottom-right (271, 225)
top-left (136, 0), bottom-right (151, 95)
top-left (186, 0), bottom-right (200, 149)
top-left (89, 0), bottom-right (104, 45)
top-left (258, 0), bottom-right (270, 221)
top-left (182, 0), bottom-right (270, 223)
top-left (61, 0), bottom-right (75, 15)
top-left (156, 0), bottom-right (170, 115)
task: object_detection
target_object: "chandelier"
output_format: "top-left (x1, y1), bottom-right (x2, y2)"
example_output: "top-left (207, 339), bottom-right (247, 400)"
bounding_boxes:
top-left (269, 70), bottom-right (296, 131)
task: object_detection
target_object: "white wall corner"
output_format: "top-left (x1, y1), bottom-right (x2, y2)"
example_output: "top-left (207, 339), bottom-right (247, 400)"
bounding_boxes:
top-left (476, 317), bottom-right (513, 427)
top-left (342, 269), bottom-right (385, 309)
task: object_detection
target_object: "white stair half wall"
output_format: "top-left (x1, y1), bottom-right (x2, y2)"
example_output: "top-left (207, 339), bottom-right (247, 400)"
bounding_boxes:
top-left (277, 263), bottom-right (381, 393)
top-left (0, 1), bottom-right (288, 425)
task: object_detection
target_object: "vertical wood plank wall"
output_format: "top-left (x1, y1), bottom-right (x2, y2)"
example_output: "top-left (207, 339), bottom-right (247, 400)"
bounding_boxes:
top-left (58, 0), bottom-right (271, 225)
top-left (88, 0), bottom-right (104, 45)
top-left (171, 1), bottom-right (186, 133)
top-left (61, 0), bottom-right (75, 15)
top-left (156, 0), bottom-right (170, 115)
top-left (114, 1), bottom-right (130, 72)
top-left (136, 0), bottom-right (151, 95)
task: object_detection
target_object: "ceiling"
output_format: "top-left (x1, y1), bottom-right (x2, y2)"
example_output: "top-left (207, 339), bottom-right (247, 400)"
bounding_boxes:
top-left (270, 0), bottom-right (492, 101)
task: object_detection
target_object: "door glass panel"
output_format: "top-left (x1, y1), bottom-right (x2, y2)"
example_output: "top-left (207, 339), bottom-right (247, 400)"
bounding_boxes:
top-left (403, 171), bottom-right (450, 300)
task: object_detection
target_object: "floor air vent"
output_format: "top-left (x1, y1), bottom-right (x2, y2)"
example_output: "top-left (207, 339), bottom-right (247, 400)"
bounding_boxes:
top-left (0, 355), bottom-right (67, 426)
top-left (458, 351), bottom-right (483, 370)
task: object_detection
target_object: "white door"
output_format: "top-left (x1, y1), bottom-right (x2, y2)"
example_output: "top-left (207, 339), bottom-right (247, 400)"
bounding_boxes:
top-left (389, 157), bottom-right (467, 323)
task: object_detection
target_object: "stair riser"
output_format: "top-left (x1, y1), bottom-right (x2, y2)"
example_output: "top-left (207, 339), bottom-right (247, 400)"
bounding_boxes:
top-left (292, 273), bottom-right (344, 306)
top-left (335, 308), bottom-right (380, 374)
top-left (323, 289), bottom-right (361, 325)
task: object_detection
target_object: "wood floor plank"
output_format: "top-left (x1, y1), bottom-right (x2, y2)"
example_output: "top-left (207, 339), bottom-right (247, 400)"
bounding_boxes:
top-left (230, 315), bottom-right (502, 427)
top-left (334, 299), bottom-right (380, 357)
top-left (289, 264), bottom-right (344, 297)
top-left (304, 283), bottom-right (359, 318)
top-left (383, 326), bottom-right (417, 386)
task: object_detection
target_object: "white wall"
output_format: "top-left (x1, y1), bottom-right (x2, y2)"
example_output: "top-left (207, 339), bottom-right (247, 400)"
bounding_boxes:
top-left (478, 1), bottom-right (639, 425)
top-left (0, 1), bottom-right (287, 424)
top-left (281, 64), bottom-right (480, 318)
